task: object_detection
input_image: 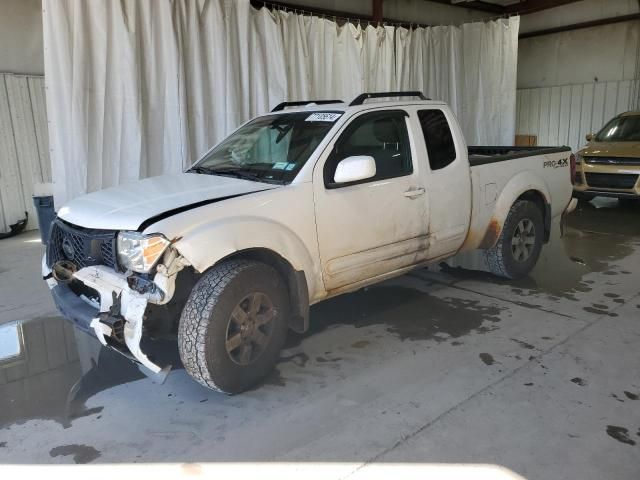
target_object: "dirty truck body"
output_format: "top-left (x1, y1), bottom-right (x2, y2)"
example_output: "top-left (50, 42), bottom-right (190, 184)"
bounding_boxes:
top-left (43, 94), bottom-right (575, 393)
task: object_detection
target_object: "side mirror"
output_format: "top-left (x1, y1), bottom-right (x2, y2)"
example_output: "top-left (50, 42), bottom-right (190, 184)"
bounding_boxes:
top-left (585, 133), bottom-right (594, 142)
top-left (334, 156), bottom-right (376, 184)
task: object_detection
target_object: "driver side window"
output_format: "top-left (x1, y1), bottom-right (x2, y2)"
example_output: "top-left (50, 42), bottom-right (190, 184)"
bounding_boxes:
top-left (324, 111), bottom-right (413, 187)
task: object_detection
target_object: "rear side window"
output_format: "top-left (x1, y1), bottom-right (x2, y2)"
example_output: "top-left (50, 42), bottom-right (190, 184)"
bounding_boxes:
top-left (418, 109), bottom-right (457, 171)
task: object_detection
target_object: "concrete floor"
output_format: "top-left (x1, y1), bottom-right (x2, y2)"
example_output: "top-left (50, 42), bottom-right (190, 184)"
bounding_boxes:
top-left (0, 198), bottom-right (639, 479)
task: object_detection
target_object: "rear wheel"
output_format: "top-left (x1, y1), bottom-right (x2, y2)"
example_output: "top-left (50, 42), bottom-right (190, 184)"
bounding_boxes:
top-left (178, 259), bottom-right (289, 394)
top-left (484, 200), bottom-right (544, 279)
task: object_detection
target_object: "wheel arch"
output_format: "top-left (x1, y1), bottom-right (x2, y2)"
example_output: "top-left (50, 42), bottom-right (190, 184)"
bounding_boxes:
top-left (213, 248), bottom-right (310, 334)
top-left (516, 189), bottom-right (551, 242)
top-left (480, 172), bottom-right (552, 250)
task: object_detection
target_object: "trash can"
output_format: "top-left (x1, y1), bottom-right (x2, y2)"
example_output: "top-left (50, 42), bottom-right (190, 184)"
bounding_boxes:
top-left (32, 195), bottom-right (55, 244)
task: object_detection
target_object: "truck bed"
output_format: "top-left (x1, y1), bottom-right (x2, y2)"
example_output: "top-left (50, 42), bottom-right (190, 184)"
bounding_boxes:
top-left (468, 146), bottom-right (571, 167)
top-left (461, 144), bottom-right (573, 252)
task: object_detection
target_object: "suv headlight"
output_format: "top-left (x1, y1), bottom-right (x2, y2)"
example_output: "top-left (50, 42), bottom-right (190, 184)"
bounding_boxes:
top-left (117, 232), bottom-right (170, 273)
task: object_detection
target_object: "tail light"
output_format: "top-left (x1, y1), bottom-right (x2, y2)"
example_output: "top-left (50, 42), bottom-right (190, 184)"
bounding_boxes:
top-left (570, 153), bottom-right (577, 184)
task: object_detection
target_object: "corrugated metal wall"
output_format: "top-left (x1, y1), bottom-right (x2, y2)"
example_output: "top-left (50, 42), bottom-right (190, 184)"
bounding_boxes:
top-left (516, 79), bottom-right (638, 153)
top-left (0, 73), bottom-right (50, 232)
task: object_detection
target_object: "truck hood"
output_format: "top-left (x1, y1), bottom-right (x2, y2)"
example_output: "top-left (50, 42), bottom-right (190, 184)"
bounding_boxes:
top-left (57, 173), bottom-right (279, 231)
top-left (578, 141), bottom-right (640, 158)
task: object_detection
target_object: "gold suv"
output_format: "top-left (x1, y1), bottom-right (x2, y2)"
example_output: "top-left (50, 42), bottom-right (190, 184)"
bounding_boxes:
top-left (574, 111), bottom-right (640, 200)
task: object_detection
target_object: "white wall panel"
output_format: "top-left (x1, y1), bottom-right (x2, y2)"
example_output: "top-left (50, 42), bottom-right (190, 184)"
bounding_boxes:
top-left (516, 80), bottom-right (637, 153)
top-left (518, 20), bottom-right (639, 89)
top-left (0, 74), bottom-right (50, 232)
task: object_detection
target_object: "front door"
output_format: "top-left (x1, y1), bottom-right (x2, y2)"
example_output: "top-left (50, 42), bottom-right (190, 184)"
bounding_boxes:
top-left (313, 109), bottom-right (430, 291)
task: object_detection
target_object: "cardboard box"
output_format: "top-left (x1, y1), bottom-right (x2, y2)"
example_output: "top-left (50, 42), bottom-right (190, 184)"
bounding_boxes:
top-left (515, 135), bottom-right (537, 147)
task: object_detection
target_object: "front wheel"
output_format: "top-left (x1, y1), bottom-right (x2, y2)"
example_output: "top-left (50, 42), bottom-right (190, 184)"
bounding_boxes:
top-left (484, 200), bottom-right (544, 279)
top-left (178, 259), bottom-right (289, 394)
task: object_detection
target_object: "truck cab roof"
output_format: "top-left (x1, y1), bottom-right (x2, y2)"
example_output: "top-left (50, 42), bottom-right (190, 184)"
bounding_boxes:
top-left (270, 92), bottom-right (447, 116)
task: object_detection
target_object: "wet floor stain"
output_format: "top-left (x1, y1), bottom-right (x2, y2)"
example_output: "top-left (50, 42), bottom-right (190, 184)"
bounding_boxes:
top-left (583, 307), bottom-right (619, 317)
top-left (571, 377), bottom-right (587, 386)
top-left (0, 315), bottom-right (179, 430)
top-left (316, 356), bottom-right (342, 363)
top-left (623, 391), bottom-right (639, 400)
top-left (286, 285), bottom-right (504, 351)
top-left (0, 442), bottom-right (6, 448)
top-left (479, 353), bottom-right (495, 365)
top-left (606, 426), bottom-right (637, 446)
top-left (439, 198), bottom-right (639, 302)
top-left (279, 352), bottom-right (309, 367)
top-left (49, 444), bottom-right (101, 463)
top-left (511, 338), bottom-right (536, 350)
top-left (260, 368), bottom-right (286, 388)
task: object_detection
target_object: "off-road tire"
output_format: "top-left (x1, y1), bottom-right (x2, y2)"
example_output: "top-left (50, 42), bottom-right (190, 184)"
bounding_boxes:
top-left (178, 259), bottom-right (289, 394)
top-left (484, 200), bottom-right (544, 280)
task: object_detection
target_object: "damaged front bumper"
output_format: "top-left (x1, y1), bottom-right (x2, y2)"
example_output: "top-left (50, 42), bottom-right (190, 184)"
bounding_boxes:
top-left (43, 256), bottom-right (182, 377)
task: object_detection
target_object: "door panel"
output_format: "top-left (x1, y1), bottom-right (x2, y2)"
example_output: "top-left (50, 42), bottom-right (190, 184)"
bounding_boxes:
top-left (415, 107), bottom-right (472, 259)
top-left (313, 109), bottom-right (430, 291)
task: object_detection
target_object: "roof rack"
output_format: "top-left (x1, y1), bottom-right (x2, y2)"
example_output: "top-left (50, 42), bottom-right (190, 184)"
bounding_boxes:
top-left (349, 91), bottom-right (429, 106)
top-left (271, 100), bottom-right (344, 112)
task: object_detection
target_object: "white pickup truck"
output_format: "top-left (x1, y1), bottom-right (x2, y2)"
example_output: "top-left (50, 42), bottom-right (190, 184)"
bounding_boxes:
top-left (43, 92), bottom-right (576, 393)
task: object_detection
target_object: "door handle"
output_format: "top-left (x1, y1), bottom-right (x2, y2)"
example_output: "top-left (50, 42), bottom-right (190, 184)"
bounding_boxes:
top-left (404, 187), bottom-right (426, 198)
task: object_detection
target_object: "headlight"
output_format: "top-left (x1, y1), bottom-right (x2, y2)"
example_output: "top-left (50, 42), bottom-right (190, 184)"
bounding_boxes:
top-left (117, 232), bottom-right (170, 273)
top-left (575, 153), bottom-right (583, 164)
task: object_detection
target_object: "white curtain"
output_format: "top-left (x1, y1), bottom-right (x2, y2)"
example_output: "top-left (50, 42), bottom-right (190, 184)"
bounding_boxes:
top-left (395, 16), bottom-right (520, 146)
top-left (43, 0), bottom-right (519, 206)
top-left (44, 0), bottom-right (286, 205)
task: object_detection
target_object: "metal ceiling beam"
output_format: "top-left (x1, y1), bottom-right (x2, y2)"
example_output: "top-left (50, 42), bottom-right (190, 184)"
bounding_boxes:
top-left (250, 0), bottom-right (432, 27)
top-left (520, 13), bottom-right (640, 38)
top-left (428, 0), bottom-right (586, 16)
top-left (505, 0), bottom-right (583, 15)
top-left (425, 0), bottom-right (505, 14)
top-left (372, 0), bottom-right (384, 23)
top-left (254, 0), bottom-right (590, 21)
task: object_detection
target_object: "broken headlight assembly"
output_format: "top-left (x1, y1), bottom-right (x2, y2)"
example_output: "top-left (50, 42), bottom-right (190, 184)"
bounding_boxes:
top-left (117, 232), bottom-right (170, 273)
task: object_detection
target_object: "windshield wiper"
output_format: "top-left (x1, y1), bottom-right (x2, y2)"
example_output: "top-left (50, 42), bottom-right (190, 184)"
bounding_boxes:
top-left (212, 168), bottom-right (284, 185)
top-left (187, 165), bottom-right (216, 174)
top-left (188, 165), bottom-right (284, 184)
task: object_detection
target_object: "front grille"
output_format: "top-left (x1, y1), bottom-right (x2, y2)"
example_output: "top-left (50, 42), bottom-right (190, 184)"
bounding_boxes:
top-left (585, 156), bottom-right (640, 165)
top-left (585, 173), bottom-right (639, 190)
top-left (47, 219), bottom-right (118, 270)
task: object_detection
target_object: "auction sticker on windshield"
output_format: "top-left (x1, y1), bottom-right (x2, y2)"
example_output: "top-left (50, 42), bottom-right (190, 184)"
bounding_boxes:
top-left (306, 112), bottom-right (342, 122)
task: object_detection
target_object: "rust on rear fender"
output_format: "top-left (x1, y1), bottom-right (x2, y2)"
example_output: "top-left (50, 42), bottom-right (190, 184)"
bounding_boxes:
top-left (478, 217), bottom-right (501, 249)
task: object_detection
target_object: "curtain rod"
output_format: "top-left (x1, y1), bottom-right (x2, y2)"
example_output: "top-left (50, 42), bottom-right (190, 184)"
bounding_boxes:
top-left (251, 0), bottom-right (511, 29)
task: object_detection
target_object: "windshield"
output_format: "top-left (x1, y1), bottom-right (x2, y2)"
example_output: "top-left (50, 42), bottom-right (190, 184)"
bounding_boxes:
top-left (595, 115), bottom-right (640, 142)
top-left (190, 111), bottom-right (342, 184)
